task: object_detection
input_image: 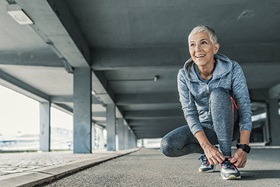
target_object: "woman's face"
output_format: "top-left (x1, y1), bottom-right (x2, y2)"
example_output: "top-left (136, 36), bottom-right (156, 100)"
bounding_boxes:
top-left (188, 32), bottom-right (219, 67)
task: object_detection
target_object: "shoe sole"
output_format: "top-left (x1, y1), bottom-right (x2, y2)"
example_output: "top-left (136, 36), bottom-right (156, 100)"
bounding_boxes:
top-left (221, 174), bottom-right (241, 180)
top-left (199, 165), bottom-right (216, 173)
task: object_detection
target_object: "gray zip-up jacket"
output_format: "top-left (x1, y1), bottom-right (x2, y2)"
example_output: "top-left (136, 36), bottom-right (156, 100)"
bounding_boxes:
top-left (177, 53), bottom-right (252, 135)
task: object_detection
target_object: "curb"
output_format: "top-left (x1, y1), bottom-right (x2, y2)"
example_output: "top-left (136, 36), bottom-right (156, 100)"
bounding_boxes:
top-left (0, 148), bottom-right (139, 187)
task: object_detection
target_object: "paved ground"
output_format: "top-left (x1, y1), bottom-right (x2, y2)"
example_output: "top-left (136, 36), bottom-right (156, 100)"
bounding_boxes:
top-left (0, 149), bottom-right (138, 187)
top-left (43, 147), bottom-right (280, 187)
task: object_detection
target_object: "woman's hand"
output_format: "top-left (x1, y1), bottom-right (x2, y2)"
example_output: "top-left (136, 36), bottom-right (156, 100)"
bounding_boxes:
top-left (194, 130), bottom-right (225, 165)
top-left (204, 145), bottom-right (225, 165)
top-left (229, 149), bottom-right (247, 168)
top-left (230, 130), bottom-right (250, 168)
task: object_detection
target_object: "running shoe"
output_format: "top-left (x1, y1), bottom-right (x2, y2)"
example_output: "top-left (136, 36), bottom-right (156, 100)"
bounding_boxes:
top-left (198, 154), bottom-right (215, 172)
top-left (220, 158), bottom-right (241, 180)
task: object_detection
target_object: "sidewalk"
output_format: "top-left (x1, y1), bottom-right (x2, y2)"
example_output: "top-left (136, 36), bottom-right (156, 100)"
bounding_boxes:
top-left (0, 148), bottom-right (139, 187)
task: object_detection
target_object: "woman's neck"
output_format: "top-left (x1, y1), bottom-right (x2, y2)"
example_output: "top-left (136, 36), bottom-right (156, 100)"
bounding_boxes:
top-left (197, 61), bottom-right (216, 80)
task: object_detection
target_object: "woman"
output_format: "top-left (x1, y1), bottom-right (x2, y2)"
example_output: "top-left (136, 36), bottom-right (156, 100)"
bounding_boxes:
top-left (160, 25), bottom-right (252, 180)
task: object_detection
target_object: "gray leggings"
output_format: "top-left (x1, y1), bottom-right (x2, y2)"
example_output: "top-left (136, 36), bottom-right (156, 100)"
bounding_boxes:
top-left (160, 88), bottom-right (239, 157)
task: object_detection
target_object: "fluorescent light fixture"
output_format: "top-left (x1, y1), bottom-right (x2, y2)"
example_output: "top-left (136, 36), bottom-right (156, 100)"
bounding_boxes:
top-left (154, 75), bottom-right (159, 82)
top-left (7, 4), bottom-right (33, 25)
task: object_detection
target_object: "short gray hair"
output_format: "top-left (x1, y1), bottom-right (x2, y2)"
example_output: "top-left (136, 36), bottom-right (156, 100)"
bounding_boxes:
top-left (188, 25), bottom-right (218, 45)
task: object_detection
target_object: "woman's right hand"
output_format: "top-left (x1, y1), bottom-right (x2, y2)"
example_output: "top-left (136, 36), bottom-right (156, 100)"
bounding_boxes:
top-left (203, 145), bottom-right (225, 165)
top-left (194, 130), bottom-right (225, 165)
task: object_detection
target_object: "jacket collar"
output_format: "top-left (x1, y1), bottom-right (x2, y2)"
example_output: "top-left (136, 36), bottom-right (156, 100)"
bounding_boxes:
top-left (183, 53), bottom-right (233, 82)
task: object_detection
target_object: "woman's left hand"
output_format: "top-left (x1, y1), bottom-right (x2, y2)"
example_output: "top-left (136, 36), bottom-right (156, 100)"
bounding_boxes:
top-left (229, 149), bottom-right (247, 168)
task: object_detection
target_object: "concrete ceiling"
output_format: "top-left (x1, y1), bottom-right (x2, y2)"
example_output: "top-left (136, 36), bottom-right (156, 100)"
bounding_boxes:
top-left (0, 0), bottom-right (280, 139)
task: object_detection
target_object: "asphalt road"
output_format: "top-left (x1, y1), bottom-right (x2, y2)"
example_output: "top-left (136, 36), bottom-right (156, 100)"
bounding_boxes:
top-left (44, 148), bottom-right (280, 187)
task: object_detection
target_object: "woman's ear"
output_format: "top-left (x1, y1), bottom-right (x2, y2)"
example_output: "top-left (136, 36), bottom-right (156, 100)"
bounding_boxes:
top-left (214, 43), bottom-right (220, 54)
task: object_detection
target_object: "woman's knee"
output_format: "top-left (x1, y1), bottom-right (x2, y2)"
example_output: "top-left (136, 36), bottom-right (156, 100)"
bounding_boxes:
top-left (160, 136), bottom-right (174, 157)
top-left (160, 125), bottom-right (194, 157)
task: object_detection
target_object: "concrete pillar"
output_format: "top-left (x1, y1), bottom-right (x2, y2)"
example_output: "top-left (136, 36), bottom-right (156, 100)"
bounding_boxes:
top-left (124, 124), bottom-right (128, 149)
top-left (93, 124), bottom-right (105, 150)
top-left (73, 67), bottom-right (92, 153)
top-left (106, 104), bottom-right (116, 151)
top-left (100, 128), bottom-right (106, 149)
top-left (99, 126), bottom-right (105, 149)
top-left (92, 123), bottom-right (96, 150)
top-left (126, 127), bottom-right (135, 149)
top-left (39, 102), bottom-right (50, 152)
top-left (132, 133), bottom-right (137, 148)
top-left (264, 104), bottom-right (271, 144)
top-left (268, 99), bottom-right (280, 145)
top-left (117, 118), bottom-right (125, 150)
top-left (116, 133), bottom-right (119, 151)
top-left (130, 131), bottom-right (136, 148)
top-left (128, 130), bottom-right (131, 149)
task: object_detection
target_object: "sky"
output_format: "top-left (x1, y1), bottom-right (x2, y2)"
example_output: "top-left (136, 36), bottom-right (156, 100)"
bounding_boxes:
top-left (0, 85), bottom-right (72, 136)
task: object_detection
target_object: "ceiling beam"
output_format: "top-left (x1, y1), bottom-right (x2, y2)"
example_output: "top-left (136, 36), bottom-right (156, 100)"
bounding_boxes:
top-left (0, 69), bottom-right (49, 102)
top-left (47, 0), bottom-right (91, 64)
top-left (91, 48), bottom-right (185, 70)
top-left (91, 43), bottom-right (280, 70)
top-left (50, 95), bottom-right (105, 105)
top-left (52, 103), bottom-right (73, 115)
top-left (15, 0), bottom-right (90, 68)
top-left (129, 118), bottom-right (185, 127)
top-left (125, 109), bottom-right (183, 119)
top-left (50, 95), bottom-right (73, 103)
top-left (93, 120), bottom-right (106, 126)
top-left (92, 71), bottom-right (127, 119)
top-left (0, 50), bottom-right (64, 68)
top-left (92, 71), bottom-right (115, 104)
top-left (116, 93), bottom-right (179, 105)
top-left (51, 103), bottom-right (106, 120)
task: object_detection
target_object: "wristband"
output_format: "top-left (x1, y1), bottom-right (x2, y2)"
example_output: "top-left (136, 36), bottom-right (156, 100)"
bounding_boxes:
top-left (236, 143), bottom-right (251, 153)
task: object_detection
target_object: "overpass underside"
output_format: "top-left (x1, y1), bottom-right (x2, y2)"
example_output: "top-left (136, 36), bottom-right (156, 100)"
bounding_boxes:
top-left (0, 0), bottom-right (280, 153)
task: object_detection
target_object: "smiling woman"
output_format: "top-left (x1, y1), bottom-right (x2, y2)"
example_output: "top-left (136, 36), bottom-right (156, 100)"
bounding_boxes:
top-left (188, 28), bottom-right (220, 80)
top-left (160, 25), bottom-right (252, 180)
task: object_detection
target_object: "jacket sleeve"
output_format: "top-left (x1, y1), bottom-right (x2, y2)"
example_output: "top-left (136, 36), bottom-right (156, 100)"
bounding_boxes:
top-left (177, 69), bottom-right (204, 135)
top-left (231, 62), bottom-right (252, 132)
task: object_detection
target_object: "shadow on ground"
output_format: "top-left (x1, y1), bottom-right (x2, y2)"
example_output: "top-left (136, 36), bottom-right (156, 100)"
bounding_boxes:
top-left (241, 170), bottom-right (280, 180)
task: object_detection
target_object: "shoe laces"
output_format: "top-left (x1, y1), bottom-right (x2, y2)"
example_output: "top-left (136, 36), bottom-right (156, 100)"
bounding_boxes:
top-left (222, 159), bottom-right (235, 169)
top-left (198, 154), bottom-right (208, 165)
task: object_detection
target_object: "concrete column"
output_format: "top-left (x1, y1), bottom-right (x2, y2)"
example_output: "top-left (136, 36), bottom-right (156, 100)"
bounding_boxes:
top-left (98, 126), bottom-right (105, 149)
top-left (73, 67), bottom-right (92, 153)
top-left (39, 102), bottom-right (50, 152)
top-left (268, 99), bottom-right (280, 145)
top-left (128, 130), bottom-right (131, 149)
top-left (117, 118), bottom-right (125, 150)
top-left (106, 104), bottom-right (116, 151)
top-left (124, 124), bottom-right (128, 149)
top-left (92, 123), bottom-right (96, 150)
top-left (129, 130), bottom-right (135, 148)
top-left (93, 124), bottom-right (105, 150)
top-left (127, 127), bottom-right (135, 149)
top-left (264, 104), bottom-right (271, 144)
top-left (132, 133), bottom-right (137, 148)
